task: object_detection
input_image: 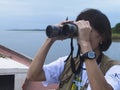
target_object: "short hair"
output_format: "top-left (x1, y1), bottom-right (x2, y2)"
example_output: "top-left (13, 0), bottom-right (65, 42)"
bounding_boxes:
top-left (76, 8), bottom-right (112, 51)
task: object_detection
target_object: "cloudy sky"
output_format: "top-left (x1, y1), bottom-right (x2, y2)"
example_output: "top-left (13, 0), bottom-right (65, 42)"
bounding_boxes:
top-left (0, 0), bottom-right (120, 30)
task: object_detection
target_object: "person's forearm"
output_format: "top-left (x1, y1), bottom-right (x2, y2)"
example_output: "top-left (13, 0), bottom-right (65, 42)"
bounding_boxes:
top-left (80, 42), bottom-right (112, 90)
top-left (27, 38), bottom-right (55, 81)
top-left (85, 60), bottom-right (113, 90)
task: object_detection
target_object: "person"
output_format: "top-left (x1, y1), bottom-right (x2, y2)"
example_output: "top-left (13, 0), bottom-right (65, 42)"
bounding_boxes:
top-left (26, 8), bottom-right (120, 90)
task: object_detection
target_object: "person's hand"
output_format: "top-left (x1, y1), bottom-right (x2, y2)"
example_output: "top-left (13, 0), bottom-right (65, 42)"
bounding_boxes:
top-left (75, 20), bottom-right (92, 45)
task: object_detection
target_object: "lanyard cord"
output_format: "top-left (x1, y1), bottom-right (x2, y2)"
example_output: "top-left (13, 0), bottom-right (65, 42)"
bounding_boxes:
top-left (65, 38), bottom-right (103, 73)
top-left (67, 38), bottom-right (84, 75)
top-left (65, 38), bottom-right (74, 62)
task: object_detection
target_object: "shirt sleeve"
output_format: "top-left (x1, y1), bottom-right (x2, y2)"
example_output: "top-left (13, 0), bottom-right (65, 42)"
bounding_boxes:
top-left (42, 56), bottom-right (67, 86)
top-left (105, 65), bottom-right (120, 90)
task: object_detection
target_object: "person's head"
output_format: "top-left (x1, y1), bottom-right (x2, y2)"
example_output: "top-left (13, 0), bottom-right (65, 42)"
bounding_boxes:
top-left (76, 8), bottom-right (112, 52)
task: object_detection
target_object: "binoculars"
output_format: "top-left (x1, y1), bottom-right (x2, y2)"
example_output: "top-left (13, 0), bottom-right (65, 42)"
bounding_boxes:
top-left (46, 22), bottom-right (78, 38)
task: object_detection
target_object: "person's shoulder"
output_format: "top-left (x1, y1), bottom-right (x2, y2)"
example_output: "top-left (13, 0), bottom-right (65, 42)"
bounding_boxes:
top-left (106, 65), bottom-right (120, 74)
top-left (102, 54), bottom-right (120, 64)
top-left (109, 65), bottom-right (120, 70)
top-left (101, 54), bottom-right (120, 74)
top-left (54, 56), bottom-right (68, 64)
top-left (46, 56), bottom-right (68, 65)
top-left (57, 56), bottom-right (68, 61)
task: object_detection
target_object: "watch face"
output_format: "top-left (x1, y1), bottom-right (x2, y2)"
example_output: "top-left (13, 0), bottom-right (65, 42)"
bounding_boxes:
top-left (88, 51), bottom-right (96, 59)
top-left (82, 51), bottom-right (96, 60)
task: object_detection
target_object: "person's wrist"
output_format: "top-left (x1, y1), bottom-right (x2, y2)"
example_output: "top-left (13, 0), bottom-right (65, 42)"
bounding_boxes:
top-left (78, 41), bottom-right (92, 54)
top-left (46, 38), bottom-right (56, 44)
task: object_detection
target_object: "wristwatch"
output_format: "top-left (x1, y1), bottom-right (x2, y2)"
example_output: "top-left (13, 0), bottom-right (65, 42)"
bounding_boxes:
top-left (82, 51), bottom-right (96, 60)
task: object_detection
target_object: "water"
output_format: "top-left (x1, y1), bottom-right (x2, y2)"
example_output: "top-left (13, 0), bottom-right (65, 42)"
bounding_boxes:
top-left (0, 30), bottom-right (120, 64)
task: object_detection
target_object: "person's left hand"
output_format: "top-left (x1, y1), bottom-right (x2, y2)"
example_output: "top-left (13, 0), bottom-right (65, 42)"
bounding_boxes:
top-left (75, 20), bottom-right (92, 45)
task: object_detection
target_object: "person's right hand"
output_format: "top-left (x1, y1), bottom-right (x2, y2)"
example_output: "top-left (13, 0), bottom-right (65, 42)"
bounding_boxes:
top-left (75, 20), bottom-right (92, 45)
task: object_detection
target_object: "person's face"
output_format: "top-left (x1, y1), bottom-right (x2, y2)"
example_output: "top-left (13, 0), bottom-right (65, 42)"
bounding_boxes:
top-left (90, 29), bottom-right (102, 52)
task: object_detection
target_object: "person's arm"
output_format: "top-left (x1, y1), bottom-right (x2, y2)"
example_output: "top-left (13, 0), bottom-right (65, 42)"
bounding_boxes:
top-left (76, 20), bottom-right (113, 90)
top-left (80, 43), bottom-right (113, 90)
top-left (26, 20), bottom-right (72, 81)
top-left (27, 38), bottom-right (55, 81)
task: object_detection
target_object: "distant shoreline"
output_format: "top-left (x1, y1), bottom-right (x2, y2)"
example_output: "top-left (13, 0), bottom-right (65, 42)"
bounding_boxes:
top-left (4, 30), bottom-right (120, 42)
top-left (6, 29), bottom-right (45, 31)
top-left (112, 33), bottom-right (120, 42)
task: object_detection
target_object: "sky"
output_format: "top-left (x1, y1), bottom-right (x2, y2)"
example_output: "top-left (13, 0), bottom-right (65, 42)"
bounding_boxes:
top-left (0, 0), bottom-right (120, 30)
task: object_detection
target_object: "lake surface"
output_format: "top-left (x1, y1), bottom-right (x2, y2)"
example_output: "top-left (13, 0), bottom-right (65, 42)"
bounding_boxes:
top-left (0, 30), bottom-right (120, 64)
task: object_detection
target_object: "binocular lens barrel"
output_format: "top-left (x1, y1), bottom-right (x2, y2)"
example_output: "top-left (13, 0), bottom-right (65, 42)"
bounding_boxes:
top-left (62, 23), bottom-right (78, 37)
top-left (46, 23), bottom-right (78, 38)
top-left (46, 25), bottom-right (62, 38)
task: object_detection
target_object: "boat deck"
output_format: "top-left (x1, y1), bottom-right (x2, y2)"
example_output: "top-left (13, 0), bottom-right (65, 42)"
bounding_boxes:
top-left (0, 45), bottom-right (58, 90)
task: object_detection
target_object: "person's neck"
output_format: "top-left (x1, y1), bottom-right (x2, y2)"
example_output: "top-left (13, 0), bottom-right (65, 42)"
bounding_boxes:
top-left (95, 49), bottom-right (102, 64)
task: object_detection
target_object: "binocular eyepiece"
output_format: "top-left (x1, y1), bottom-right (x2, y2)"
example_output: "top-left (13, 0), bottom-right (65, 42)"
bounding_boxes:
top-left (46, 22), bottom-right (78, 38)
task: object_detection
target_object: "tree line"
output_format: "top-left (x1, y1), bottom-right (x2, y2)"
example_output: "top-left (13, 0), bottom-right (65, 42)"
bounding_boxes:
top-left (112, 23), bottom-right (120, 34)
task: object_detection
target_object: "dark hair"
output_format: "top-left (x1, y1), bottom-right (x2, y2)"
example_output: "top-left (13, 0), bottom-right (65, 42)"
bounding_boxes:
top-left (76, 8), bottom-right (112, 51)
